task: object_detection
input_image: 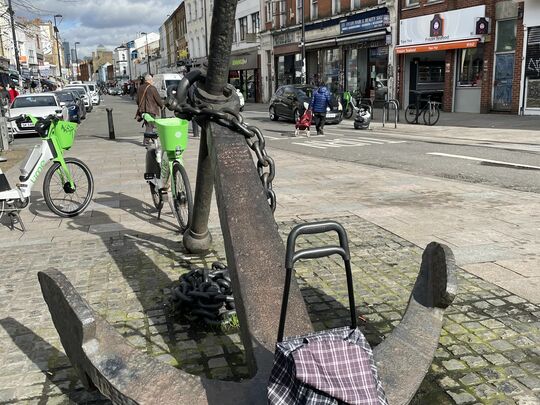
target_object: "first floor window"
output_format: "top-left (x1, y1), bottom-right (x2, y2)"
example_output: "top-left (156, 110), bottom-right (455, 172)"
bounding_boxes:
top-left (311, 0), bottom-right (318, 20)
top-left (406, 0), bottom-right (419, 6)
top-left (240, 16), bottom-right (248, 41)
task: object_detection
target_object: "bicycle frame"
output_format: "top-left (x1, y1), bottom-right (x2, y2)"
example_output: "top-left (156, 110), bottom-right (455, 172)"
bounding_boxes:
top-left (0, 115), bottom-right (74, 203)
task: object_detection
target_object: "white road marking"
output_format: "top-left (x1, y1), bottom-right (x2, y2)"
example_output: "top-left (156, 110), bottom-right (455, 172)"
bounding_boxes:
top-left (427, 152), bottom-right (540, 170)
top-left (291, 137), bottom-right (405, 149)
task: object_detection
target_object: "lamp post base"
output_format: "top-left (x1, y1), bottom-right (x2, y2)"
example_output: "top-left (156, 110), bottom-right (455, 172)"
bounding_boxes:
top-left (183, 227), bottom-right (212, 253)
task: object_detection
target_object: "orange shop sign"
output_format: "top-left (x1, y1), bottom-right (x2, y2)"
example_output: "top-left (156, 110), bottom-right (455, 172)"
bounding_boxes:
top-left (19, 55), bottom-right (28, 63)
top-left (396, 39), bottom-right (478, 54)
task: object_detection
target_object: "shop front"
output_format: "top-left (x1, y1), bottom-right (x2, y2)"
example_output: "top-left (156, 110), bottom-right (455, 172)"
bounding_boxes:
top-left (273, 29), bottom-right (302, 88)
top-left (522, 1), bottom-right (540, 115)
top-left (397, 5), bottom-right (486, 112)
top-left (304, 8), bottom-right (390, 99)
top-left (229, 49), bottom-right (260, 103)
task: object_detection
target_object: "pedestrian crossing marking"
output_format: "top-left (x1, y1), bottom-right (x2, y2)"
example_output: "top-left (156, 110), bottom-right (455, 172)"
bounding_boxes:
top-left (291, 137), bottom-right (406, 149)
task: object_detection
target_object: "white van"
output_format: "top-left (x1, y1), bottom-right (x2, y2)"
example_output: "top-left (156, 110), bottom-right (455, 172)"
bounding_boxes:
top-left (83, 82), bottom-right (100, 105)
top-left (153, 73), bottom-right (183, 99)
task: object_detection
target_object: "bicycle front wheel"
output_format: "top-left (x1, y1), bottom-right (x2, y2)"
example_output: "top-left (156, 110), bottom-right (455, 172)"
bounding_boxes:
top-left (171, 161), bottom-right (193, 233)
top-left (404, 104), bottom-right (418, 124)
top-left (423, 107), bottom-right (440, 126)
top-left (43, 157), bottom-right (94, 217)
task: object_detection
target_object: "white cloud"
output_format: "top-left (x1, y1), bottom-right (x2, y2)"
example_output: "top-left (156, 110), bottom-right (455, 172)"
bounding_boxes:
top-left (14, 0), bottom-right (175, 57)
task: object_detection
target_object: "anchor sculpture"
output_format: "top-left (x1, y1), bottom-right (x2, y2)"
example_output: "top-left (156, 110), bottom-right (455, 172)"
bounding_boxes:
top-left (38, 1), bottom-right (457, 404)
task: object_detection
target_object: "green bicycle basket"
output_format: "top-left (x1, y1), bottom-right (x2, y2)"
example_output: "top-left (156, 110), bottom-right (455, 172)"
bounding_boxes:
top-left (154, 117), bottom-right (189, 153)
top-left (54, 120), bottom-right (77, 150)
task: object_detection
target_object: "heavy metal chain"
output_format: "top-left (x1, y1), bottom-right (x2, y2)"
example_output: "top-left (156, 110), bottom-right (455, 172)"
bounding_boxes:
top-left (170, 85), bottom-right (276, 213)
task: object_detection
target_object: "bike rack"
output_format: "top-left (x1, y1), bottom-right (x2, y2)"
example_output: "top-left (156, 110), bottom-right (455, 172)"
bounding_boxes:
top-left (382, 99), bottom-right (400, 128)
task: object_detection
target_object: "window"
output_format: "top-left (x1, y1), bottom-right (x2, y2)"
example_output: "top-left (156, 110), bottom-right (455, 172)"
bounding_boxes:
top-left (351, 0), bottom-right (361, 9)
top-left (405, 0), bottom-right (419, 6)
top-left (265, 1), bottom-right (272, 23)
top-left (251, 12), bottom-right (260, 33)
top-left (496, 20), bottom-right (517, 52)
top-left (311, 0), bottom-right (318, 20)
top-left (332, 0), bottom-right (340, 15)
top-left (297, 0), bottom-right (302, 24)
top-left (457, 45), bottom-right (484, 87)
top-left (239, 16), bottom-right (248, 41)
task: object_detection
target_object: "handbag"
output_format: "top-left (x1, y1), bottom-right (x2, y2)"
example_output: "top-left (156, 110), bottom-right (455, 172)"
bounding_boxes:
top-left (134, 85), bottom-right (150, 122)
top-left (268, 221), bottom-right (388, 405)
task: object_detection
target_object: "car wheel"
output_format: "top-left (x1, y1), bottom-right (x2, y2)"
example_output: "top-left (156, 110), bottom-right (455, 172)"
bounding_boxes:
top-left (269, 106), bottom-right (278, 121)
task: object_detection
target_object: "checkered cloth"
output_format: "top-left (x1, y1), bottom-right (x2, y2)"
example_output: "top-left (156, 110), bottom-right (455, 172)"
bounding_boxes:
top-left (268, 327), bottom-right (388, 405)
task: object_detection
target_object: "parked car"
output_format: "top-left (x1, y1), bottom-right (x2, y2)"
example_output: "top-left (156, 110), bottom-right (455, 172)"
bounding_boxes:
top-left (65, 85), bottom-right (93, 112)
top-left (7, 93), bottom-right (66, 137)
top-left (107, 87), bottom-right (122, 95)
top-left (269, 85), bottom-right (342, 124)
top-left (66, 84), bottom-right (97, 108)
top-left (64, 89), bottom-right (87, 121)
top-left (55, 90), bottom-right (82, 123)
top-left (83, 82), bottom-right (101, 105)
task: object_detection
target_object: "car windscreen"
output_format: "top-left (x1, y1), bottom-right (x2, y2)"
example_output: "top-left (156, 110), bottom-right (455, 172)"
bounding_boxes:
top-left (165, 80), bottom-right (181, 89)
top-left (12, 96), bottom-right (57, 108)
top-left (56, 93), bottom-right (74, 102)
top-left (86, 84), bottom-right (95, 91)
top-left (69, 88), bottom-right (86, 96)
top-left (67, 86), bottom-right (88, 93)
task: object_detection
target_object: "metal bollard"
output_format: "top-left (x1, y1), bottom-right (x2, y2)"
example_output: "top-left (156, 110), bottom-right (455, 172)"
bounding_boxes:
top-left (106, 108), bottom-right (115, 140)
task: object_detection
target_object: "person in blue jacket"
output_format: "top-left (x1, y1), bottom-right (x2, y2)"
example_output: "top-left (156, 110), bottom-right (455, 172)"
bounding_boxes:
top-left (309, 82), bottom-right (332, 135)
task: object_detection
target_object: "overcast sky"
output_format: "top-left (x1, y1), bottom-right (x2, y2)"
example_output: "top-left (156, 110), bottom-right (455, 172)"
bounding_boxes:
top-left (14, 0), bottom-right (173, 57)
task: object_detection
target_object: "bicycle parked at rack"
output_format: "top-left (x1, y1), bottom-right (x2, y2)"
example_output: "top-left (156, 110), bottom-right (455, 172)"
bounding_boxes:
top-left (342, 90), bottom-right (362, 119)
top-left (404, 95), bottom-right (441, 126)
top-left (0, 113), bottom-right (94, 230)
top-left (143, 113), bottom-right (193, 233)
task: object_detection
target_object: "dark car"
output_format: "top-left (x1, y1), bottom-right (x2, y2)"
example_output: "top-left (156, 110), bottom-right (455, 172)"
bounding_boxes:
top-left (55, 90), bottom-right (82, 123)
top-left (269, 85), bottom-right (342, 124)
top-left (65, 90), bottom-right (87, 121)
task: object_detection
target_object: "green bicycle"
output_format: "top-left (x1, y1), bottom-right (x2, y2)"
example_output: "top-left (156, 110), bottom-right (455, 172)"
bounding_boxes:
top-left (0, 113), bottom-right (94, 229)
top-left (142, 113), bottom-right (193, 232)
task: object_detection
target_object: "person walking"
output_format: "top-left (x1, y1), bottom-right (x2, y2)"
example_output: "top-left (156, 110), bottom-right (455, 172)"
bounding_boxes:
top-left (8, 84), bottom-right (19, 103)
top-left (129, 81), bottom-right (136, 100)
top-left (309, 82), bottom-right (332, 135)
top-left (135, 74), bottom-right (164, 143)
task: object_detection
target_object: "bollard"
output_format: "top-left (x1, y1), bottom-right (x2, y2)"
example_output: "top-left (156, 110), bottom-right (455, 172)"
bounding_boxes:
top-left (106, 108), bottom-right (115, 140)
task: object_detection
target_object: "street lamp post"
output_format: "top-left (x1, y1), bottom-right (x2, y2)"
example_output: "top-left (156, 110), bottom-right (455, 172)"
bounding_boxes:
top-left (7, 0), bottom-right (21, 76)
top-left (141, 32), bottom-right (150, 75)
top-left (74, 41), bottom-right (80, 80)
top-left (53, 14), bottom-right (63, 78)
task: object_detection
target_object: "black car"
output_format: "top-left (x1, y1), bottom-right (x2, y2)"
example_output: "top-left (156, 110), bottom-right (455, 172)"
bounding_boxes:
top-left (269, 85), bottom-right (342, 124)
top-left (55, 90), bottom-right (82, 123)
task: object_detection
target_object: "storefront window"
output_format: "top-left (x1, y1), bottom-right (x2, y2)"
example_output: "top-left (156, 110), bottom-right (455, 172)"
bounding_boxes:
top-left (457, 45), bottom-right (484, 87)
top-left (496, 20), bottom-right (516, 52)
top-left (526, 79), bottom-right (540, 108)
top-left (322, 48), bottom-right (341, 93)
top-left (346, 49), bottom-right (358, 92)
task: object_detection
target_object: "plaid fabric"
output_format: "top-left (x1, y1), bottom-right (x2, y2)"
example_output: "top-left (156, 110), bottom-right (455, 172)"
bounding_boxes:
top-left (267, 327), bottom-right (388, 405)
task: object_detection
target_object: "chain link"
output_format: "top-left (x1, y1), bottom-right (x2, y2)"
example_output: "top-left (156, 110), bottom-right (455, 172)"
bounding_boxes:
top-left (170, 85), bottom-right (276, 213)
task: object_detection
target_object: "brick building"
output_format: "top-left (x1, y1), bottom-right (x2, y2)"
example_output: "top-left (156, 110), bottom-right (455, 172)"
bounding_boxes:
top-left (397, 0), bottom-right (524, 114)
top-left (260, 0), bottom-right (398, 102)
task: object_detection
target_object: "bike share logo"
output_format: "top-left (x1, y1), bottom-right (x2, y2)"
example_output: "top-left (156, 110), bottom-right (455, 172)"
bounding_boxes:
top-left (175, 131), bottom-right (182, 138)
top-left (30, 160), bottom-right (46, 184)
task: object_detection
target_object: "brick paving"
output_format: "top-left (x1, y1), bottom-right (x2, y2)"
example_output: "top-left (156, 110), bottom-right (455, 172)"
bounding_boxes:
top-left (0, 212), bottom-right (539, 403)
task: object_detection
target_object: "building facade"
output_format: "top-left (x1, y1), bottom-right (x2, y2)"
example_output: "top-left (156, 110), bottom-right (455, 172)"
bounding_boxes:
top-left (519, 0), bottom-right (540, 115)
top-left (230, 0), bottom-right (261, 102)
top-left (185, 0), bottom-right (213, 65)
top-left (113, 45), bottom-right (129, 81)
top-left (397, 0), bottom-right (524, 114)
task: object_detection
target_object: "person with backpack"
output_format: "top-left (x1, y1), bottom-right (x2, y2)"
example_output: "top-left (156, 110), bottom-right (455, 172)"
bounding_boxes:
top-left (309, 81), bottom-right (332, 135)
top-left (135, 74), bottom-right (164, 144)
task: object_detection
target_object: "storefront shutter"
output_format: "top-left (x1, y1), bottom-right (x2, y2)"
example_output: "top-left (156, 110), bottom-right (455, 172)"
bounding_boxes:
top-left (528, 27), bottom-right (540, 45)
top-left (526, 27), bottom-right (540, 78)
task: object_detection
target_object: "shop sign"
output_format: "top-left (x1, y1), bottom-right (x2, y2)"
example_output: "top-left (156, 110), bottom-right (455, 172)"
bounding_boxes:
top-left (229, 52), bottom-right (257, 70)
top-left (19, 55), bottom-right (28, 64)
top-left (306, 25), bottom-right (340, 42)
top-left (274, 30), bottom-right (301, 46)
top-left (399, 5), bottom-right (485, 46)
top-left (526, 43), bottom-right (540, 79)
top-left (340, 13), bottom-right (389, 35)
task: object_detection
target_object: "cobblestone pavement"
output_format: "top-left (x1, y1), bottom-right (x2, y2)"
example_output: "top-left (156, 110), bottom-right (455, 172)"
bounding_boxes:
top-left (0, 212), bottom-right (539, 404)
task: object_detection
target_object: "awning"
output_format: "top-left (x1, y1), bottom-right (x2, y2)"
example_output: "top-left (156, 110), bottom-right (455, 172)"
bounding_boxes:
top-left (396, 39), bottom-right (479, 54)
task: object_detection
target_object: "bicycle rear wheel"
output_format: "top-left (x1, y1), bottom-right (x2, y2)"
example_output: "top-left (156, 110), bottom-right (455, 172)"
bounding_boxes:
top-left (423, 106), bottom-right (440, 126)
top-left (171, 161), bottom-right (193, 233)
top-left (404, 104), bottom-right (418, 124)
top-left (43, 157), bottom-right (94, 217)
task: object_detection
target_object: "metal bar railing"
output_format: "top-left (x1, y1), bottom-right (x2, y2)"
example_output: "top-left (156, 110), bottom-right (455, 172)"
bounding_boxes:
top-left (382, 99), bottom-right (400, 128)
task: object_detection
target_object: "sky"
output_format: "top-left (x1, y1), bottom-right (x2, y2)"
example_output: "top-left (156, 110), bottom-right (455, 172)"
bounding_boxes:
top-left (13, 0), bottom-right (173, 58)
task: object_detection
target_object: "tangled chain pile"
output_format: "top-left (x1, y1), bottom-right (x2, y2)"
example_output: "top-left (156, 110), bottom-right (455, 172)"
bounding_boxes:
top-left (170, 262), bottom-right (236, 326)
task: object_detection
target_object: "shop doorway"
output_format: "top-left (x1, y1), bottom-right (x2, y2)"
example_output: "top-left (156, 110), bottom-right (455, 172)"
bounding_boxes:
top-left (229, 69), bottom-right (258, 103)
top-left (408, 53), bottom-right (445, 107)
top-left (492, 53), bottom-right (514, 111)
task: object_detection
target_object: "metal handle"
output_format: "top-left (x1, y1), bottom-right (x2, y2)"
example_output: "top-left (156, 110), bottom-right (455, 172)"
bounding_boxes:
top-left (277, 221), bottom-right (357, 342)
